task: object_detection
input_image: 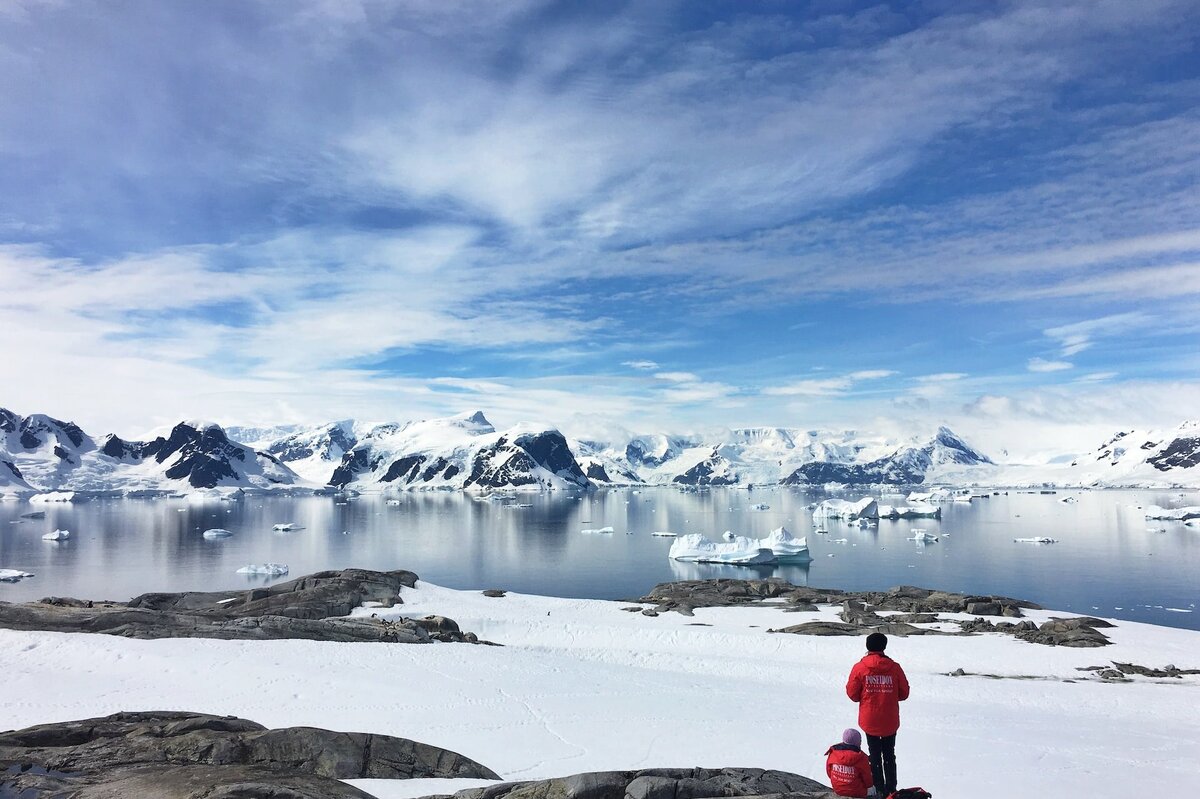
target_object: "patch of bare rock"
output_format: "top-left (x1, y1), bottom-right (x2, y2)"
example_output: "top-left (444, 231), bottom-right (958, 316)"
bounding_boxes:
top-left (0, 568), bottom-right (486, 644)
top-left (636, 579), bottom-right (1116, 647)
top-left (0, 710), bottom-right (499, 799)
top-left (415, 766), bottom-right (833, 799)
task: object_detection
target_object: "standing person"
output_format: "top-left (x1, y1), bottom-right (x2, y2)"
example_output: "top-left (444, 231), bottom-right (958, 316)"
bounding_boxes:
top-left (825, 727), bottom-right (875, 797)
top-left (846, 632), bottom-right (909, 795)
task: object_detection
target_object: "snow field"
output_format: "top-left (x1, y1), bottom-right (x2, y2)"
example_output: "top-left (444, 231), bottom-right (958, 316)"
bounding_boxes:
top-left (0, 582), bottom-right (1197, 799)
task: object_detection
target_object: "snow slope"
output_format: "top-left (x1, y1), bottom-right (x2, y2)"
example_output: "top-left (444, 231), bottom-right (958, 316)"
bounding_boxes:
top-left (0, 582), bottom-right (1195, 799)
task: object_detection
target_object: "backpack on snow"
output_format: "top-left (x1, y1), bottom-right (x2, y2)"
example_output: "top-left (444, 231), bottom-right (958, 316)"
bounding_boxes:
top-left (887, 789), bottom-right (932, 799)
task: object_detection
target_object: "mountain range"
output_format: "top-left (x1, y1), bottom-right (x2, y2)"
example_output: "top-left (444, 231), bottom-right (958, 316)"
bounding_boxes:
top-left (2, 406), bottom-right (1198, 497)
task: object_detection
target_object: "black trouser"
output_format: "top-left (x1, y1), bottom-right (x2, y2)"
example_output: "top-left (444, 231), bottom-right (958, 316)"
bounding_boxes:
top-left (865, 733), bottom-right (896, 795)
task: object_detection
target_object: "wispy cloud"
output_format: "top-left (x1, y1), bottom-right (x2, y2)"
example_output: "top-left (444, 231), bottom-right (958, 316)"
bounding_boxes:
top-left (623, 360), bottom-right (660, 371)
top-left (764, 370), bottom-right (897, 397)
top-left (1027, 358), bottom-right (1074, 373)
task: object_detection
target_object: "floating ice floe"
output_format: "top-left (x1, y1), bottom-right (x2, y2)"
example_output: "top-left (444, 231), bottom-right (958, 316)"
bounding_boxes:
top-left (851, 517), bottom-right (875, 528)
top-left (385, 499), bottom-right (402, 506)
top-left (581, 526), bottom-right (614, 534)
top-left (908, 529), bottom-right (939, 543)
top-left (1015, 537), bottom-right (1058, 544)
top-left (272, 523), bottom-right (302, 532)
top-left (669, 525), bottom-right (810, 565)
top-left (651, 531), bottom-right (677, 537)
top-left (202, 528), bottom-right (234, 539)
top-left (1060, 496), bottom-right (1078, 504)
top-left (236, 563), bottom-right (289, 576)
top-left (42, 529), bottom-right (70, 541)
top-left (19, 511), bottom-right (46, 520)
top-left (813, 497), bottom-right (878, 521)
top-left (29, 491), bottom-right (78, 503)
top-left (749, 503), bottom-right (770, 511)
top-left (879, 504), bottom-right (942, 519)
top-left (1144, 506), bottom-right (1200, 521)
top-left (0, 569), bottom-right (35, 582)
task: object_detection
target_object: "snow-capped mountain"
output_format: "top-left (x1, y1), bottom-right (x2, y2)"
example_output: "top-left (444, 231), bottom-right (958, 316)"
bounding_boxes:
top-left (1048, 421), bottom-right (1200, 486)
top-left (325, 412), bottom-right (592, 491)
top-left (781, 426), bottom-right (992, 486)
top-left (5, 405), bottom-right (1199, 494)
top-left (0, 409), bottom-right (301, 494)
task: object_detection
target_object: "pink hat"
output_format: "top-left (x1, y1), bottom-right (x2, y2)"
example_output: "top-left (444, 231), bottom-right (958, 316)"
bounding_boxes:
top-left (842, 728), bottom-right (862, 747)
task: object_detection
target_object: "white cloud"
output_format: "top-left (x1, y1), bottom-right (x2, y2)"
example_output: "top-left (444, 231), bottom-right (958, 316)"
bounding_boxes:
top-left (1027, 358), bottom-right (1074, 372)
top-left (622, 360), bottom-right (660, 370)
top-left (654, 371), bottom-right (701, 383)
top-left (764, 370), bottom-right (896, 397)
top-left (915, 373), bottom-right (968, 382)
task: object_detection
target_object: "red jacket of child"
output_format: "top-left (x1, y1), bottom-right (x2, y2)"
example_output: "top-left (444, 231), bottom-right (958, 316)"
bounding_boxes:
top-left (846, 651), bottom-right (910, 737)
top-left (825, 742), bottom-right (874, 797)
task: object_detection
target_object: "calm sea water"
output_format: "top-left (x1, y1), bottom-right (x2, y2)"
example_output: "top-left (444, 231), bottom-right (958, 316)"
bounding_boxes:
top-left (1, 488), bottom-right (1197, 630)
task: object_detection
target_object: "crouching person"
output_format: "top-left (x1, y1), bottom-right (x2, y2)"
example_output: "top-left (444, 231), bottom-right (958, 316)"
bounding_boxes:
top-left (825, 727), bottom-right (875, 797)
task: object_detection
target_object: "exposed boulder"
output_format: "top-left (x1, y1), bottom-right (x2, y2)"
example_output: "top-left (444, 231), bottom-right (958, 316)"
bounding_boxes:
top-left (431, 767), bottom-right (829, 799)
top-left (0, 569), bottom-right (484, 644)
top-left (0, 710), bottom-right (499, 799)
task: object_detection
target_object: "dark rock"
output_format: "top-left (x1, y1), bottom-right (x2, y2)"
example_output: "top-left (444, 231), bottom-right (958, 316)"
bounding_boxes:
top-left (671, 450), bottom-right (738, 486)
top-left (437, 767), bottom-right (828, 799)
top-left (1016, 618), bottom-right (1112, 648)
top-left (482, 589), bottom-right (507, 598)
top-left (0, 710), bottom-right (498, 799)
top-left (641, 609), bottom-right (659, 617)
top-left (0, 569), bottom-right (484, 644)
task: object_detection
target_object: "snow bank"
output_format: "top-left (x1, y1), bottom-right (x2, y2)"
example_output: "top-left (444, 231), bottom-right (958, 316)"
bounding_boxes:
top-left (0, 581), bottom-right (1198, 799)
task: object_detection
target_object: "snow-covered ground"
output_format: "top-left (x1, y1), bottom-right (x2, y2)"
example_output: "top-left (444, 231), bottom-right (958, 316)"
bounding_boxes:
top-left (1, 582), bottom-right (1197, 798)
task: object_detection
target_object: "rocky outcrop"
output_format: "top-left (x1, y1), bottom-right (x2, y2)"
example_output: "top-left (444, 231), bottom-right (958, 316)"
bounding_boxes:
top-left (637, 580), bottom-right (1038, 617)
top-left (0, 710), bottom-right (499, 799)
top-left (636, 579), bottom-right (1109, 647)
top-left (431, 767), bottom-right (830, 799)
top-left (0, 568), bottom-right (485, 644)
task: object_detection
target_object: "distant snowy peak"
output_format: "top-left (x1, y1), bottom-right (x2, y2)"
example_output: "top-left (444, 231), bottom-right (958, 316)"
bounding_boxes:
top-left (780, 427), bottom-right (991, 486)
top-left (326, 414), bottom-right (589, 491)
top-left (0, 410), bottom-right (301, 493)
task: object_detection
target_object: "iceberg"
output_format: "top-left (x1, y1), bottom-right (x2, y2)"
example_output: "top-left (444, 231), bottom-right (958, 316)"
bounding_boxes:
top-left (236, 563), bottom-right (289, 576)
top-left (749, 503), bottom-right (770, 510)
top-left (761, 525), bottom-right (811, 562)
top-left (29, 491), bottom-right (78, 503)
top-left (813, 497), bottom-right (878, 521)
top-left (0, 569), bottom-right (35, 582)
top-left (1143, 506), bottom-right (1200, 521)
top-left (669, 526), bottom-right (810, 565)
top-left (669, 533), bottom-right (777, 565)
top-left (202, 528), bottom-right (234, 539)
top-left (42, 529), bottom-right (70, 541)
top-left (581, 526), bottom-right (614, 534)
top-left (272, 523), bottom-right (302, 531)
top-left (878, 504), bottom-right (940, 519)
top-left (1015, 537), bottom-right (1058, 544)
top-left (908, 529), bottom-right (939, 542)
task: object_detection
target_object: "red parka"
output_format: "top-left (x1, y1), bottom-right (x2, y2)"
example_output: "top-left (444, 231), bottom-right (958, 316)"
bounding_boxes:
top-left (846, 651), bottom-right (910, 736)
top-left (825, 743), bottom-right (874, 798)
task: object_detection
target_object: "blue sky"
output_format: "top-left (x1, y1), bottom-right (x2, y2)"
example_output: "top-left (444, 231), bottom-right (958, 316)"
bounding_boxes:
top-left (1, 0), bottom-right (1199, 455)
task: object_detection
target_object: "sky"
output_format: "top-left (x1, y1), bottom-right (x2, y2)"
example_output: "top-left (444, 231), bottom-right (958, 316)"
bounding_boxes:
top-left (1, 0), bottom-right (1199, 458)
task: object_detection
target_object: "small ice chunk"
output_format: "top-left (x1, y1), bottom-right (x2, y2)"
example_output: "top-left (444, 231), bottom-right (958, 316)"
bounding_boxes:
top-left (581, 526), bottom-right (614, 534)
top-left (19, 511), bottom-right (46, 519)
top-left (236, 563), bottom-right (289, 576)
top-left (651, 531), bottom-right (677, 537)
top-left (42, 529), bottom-right (70, 541)
top-left (272, 523), bottom-right (302, 531)
top-left (202, 528), bottom-right (234, 539)
top-left (1014, 537), bottom-right (1058, 544)
top-left (0, 569), bottom-right (35, 582)
top-left (750, 503), bottom-right (770, 510)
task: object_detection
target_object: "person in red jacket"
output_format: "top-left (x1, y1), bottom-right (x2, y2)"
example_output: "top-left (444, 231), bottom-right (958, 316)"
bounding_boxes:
top-left (825, 727), bottom-right (875, 797)
top-left (846, 632), bottom-right (909, 795)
